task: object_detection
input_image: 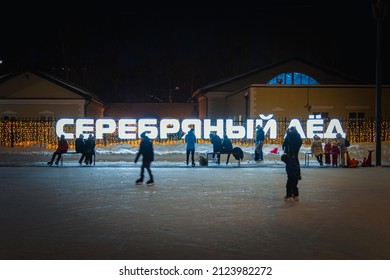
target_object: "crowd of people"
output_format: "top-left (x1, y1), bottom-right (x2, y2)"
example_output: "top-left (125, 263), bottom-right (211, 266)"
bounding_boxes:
top-left (47, 126), bottom-right (356, 202)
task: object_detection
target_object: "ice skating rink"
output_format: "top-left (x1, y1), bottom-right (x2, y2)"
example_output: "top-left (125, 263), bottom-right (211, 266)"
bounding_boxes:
top-left (1, 165), bottom-right (390, 260)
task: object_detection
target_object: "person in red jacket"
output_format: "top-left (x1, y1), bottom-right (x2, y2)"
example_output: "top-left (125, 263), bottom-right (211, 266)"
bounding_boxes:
top-left (331, 140), bottom-right (340, 167)
top-left (47, 134), bottom-right (69, 166)
top-left (324, 139), bottom-right (332, 165)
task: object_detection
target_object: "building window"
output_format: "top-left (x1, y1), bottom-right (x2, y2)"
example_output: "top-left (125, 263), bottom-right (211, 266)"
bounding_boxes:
top-left (2, 110), bottom-right (17, 121)
top-left (313, 112), bottom-right (329, 119)
top-left (349, 112), bottom-right (365, 120)
top-left (268, 72), bottom-right (319, 85)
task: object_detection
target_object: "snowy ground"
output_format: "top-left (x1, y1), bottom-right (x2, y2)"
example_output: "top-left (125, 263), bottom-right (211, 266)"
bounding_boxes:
top-left (1, 142), bottom-right (390, 260)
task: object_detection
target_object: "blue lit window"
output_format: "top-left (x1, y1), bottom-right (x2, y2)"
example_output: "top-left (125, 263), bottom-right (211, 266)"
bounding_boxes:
top-left (268, 72), bottom-right (319, 85)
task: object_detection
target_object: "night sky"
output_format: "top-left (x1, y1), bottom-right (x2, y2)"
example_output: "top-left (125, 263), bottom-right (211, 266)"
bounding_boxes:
top-left (1, 4), bottom-right (389, 103)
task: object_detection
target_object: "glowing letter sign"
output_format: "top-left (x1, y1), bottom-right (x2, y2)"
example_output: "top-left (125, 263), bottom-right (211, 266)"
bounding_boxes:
top-left (56, 115), bottom-right (345, 140)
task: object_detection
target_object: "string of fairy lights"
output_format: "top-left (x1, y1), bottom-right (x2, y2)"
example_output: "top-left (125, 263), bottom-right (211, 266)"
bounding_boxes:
top-left (0, 119), bottom-right (389, 148)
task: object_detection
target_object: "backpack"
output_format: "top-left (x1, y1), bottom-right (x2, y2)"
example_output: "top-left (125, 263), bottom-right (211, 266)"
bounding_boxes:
top-left (232, 147), bottom-right (244, 160)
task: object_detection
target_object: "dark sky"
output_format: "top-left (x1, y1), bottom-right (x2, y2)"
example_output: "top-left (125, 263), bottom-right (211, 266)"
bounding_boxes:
top-left (1, 4), bottom-right (389, 103)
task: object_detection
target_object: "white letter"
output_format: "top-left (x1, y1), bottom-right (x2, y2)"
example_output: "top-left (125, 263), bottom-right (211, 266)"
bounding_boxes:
top-left (288, 119), bottom-right (306, 138)
top-left (226, 119), bottom-right (246, 139)
top-left (181, 119), bottom-right (202, 139)
top-left (324, 119), bottom-right (346, 139)
top-left (138, 119), bottom-right (158, 139)
top-left (76, 119), bottom-right (94, 139)
top-left (118, 119), bottom-right (137, 139)
top-left (203, 119), bottom-right (224, 139)
top-left (307, 114), bottom-right (324, 138)
top-left (56, 118), bottom-right (74, 139)
top-left (95, 119), bottom-right (116, 139)
top-left (246, 119), bottom-right (254, 139)
top-left (263, 119), bottom-right (277, 139)
top-left (160, 119), bottom-right (180, 139)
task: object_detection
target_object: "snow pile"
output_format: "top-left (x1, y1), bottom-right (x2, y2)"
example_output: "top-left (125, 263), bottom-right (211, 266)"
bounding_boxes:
top-left (0, 142), bottom-right (389, 167)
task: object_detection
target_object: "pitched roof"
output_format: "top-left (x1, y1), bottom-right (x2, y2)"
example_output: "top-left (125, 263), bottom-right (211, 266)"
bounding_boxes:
top-left (194, 57), bottom-right (367, 95)
top-left (0, 71), bottom-right (104, 105)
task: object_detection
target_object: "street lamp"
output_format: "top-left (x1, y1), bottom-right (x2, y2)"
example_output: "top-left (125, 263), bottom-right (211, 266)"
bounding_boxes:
top-left (244, 92), bottom-right (249, 120)
top-left (372, 0), bottom-right (387, 166)
top-left (169, 86), bottom-right (180, 103)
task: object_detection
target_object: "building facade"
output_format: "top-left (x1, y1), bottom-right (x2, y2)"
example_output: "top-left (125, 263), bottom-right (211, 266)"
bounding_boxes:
top-left (192, 58), bottom-right (390, 121)
top-left (0, 71), bottom-right (105, 120)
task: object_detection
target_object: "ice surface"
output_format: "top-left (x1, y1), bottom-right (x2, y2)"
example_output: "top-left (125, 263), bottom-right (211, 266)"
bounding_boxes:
top-left (0, 142), bottom-right (390, 260)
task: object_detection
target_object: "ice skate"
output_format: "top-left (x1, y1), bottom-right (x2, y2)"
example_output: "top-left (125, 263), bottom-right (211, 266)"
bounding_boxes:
top-left (135, 178), bottom-right (143, 185)
top-left (47, 161), bottom-right (53, 166)
top-left (146, 179), bottom-right (154, 186)
top-left (284, 196), bottom-right (293, 202)
top-left (293, 196), bottom-right (299, 201)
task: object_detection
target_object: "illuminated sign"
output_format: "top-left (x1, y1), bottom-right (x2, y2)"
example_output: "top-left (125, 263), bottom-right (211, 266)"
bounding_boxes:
top-left (56, 114), bottom-right (345, 140)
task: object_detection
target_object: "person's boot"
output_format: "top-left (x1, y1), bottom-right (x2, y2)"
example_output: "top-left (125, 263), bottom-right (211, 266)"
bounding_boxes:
top-left (135, 177), bottom-right (144, 185)
top-left (146, 178), bottom-right (154, 186)
top-left (47, 161), bottom-right (53, 166)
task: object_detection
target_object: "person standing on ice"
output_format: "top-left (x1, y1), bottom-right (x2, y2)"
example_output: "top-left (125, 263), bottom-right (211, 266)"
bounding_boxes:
top-left (209, 133), bottom-right (222, 164)
top-left (75, 134), bottom-right (86, 165)
top-left (254, 125), bottom-right (265, 162)
top-left (281, 153), bottom-right (300, 202)
top-left (134, 132), bottom-right (154, 186)
top-left (336, 133), bottom-right (347, 167)
top-left (185, 127), bottom-right (197, 167)
top-left (221, 134), bottom-right (233, 164)
top-left (310, 134), bottom-right (324, 166)
top-left (282, 126), bottom-right (302, 179)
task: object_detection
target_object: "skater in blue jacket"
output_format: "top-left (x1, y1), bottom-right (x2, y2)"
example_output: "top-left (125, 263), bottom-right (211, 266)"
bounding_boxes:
top-left (185, 128), bottom-right (197, 167)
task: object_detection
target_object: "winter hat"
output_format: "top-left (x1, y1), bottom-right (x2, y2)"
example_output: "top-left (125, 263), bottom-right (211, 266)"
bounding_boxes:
top-left (140, 132), bottom-right (147, 138)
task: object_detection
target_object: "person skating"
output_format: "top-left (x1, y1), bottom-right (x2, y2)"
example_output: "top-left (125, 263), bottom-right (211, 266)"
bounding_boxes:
top-left (282, 126), bottom-right (302, 179)
top-left (134, 132), bottom-right (154, 186)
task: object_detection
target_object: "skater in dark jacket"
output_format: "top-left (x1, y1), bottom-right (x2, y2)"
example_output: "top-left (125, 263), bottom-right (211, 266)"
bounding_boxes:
top-left (209, 133), bottom-right (222, 164)
top-left (282, 126), bottom-right (302, 179)
top-left (134, 132), bottom-right (154, 186)
top-left (185, 128), bottom-right (197, 166)
top-left (75, 134), bottom-right (86, 165)
top-left (47, 134), bottom-right (69, 166)
top-left (281, 154), bottom-right (300, 201)
top-left (254, 125), bottom-right (265, 161)
top-left (84, 134), bottom-right (95, 165)
top-left (221, 134), bottom-right (233, 164)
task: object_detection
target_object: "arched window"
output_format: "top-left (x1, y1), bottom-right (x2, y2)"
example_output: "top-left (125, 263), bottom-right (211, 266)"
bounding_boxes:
top-left (267, 72), bottom-right (319, 85)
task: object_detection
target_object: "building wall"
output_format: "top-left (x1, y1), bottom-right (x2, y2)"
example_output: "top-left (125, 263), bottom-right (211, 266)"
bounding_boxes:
top-left (0, 72), bottom-right (105, 119)
top-left (104, 103), bottom-right (198, 119)
top-left (247, 86), bottom-right (390, 118)
top-left (0, 100), bottom-right (86, 119)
